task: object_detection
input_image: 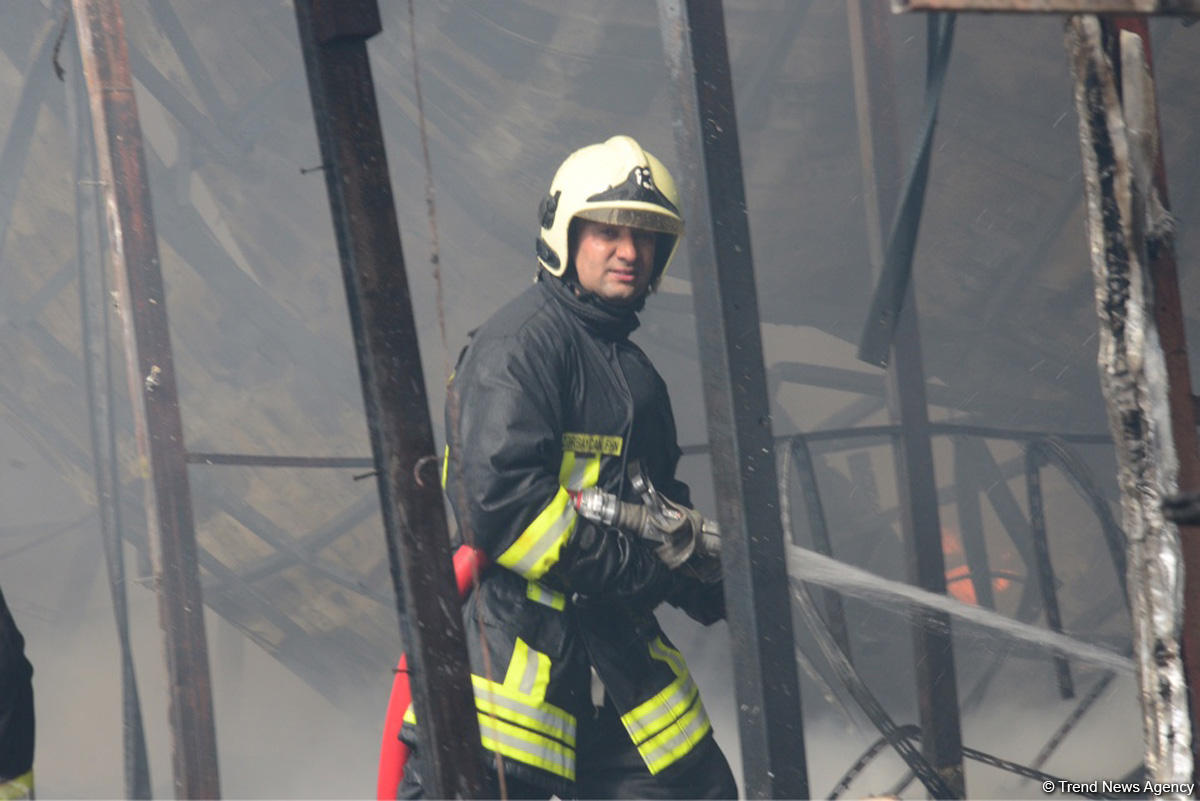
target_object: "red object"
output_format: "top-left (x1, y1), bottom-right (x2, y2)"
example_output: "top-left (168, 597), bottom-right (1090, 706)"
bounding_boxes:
top-left (376, 545), bottom-right (486, 800)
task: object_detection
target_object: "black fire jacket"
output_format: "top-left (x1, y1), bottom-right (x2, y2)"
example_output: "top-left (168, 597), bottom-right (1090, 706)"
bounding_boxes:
top-left (426, 274), bottom-right (724, 796)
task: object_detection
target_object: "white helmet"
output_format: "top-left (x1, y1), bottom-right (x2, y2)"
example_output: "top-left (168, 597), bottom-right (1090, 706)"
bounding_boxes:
top-left (536, 135), bottom-right (684, 289)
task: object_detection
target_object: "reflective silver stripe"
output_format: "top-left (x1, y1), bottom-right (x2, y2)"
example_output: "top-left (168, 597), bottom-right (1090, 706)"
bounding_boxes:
top-left (623, 676), bottom-right (700, 743)
top-left (478, 713), bottom-right (575, 780)
top-left (564, 457), bottom-right (590, 490)
top-left (638, 695), bottom-right (713, 775)
top-left (559, 450), bottom-right (601, 491)
top-left (472, 677), bottom-right (577, 746)
top-left (516, 646), bottom-right (540, 696)
top-left (514, 507), bottom-right (574, 576)
top-left (498, 487), bottom-right (577, 579)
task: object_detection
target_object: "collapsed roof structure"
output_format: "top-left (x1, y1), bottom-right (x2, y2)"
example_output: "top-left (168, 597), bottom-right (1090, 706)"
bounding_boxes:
top-left (3, 0), bottom-right (1200, 797)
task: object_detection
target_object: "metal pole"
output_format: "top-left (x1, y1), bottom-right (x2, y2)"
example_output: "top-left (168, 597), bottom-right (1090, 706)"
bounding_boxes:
top-left (65, 25), bottom-right (151, 799)
top-left (1024, 443), bottom-right (1075, 699)
top-left (847, 2), bottom-right (966, 793)
top-left (1065, 14), bottom-right (1191, 786)
top-left (951, 438), bottom-right (996, 611)
top-left (291, 1), bottom-right (485, 797)
top-left (790, 436), bottom-right (854, 663)
top-left (657, 1), bottom-right (809, 797)
top-left (71, 0), bottom-right (220, 796)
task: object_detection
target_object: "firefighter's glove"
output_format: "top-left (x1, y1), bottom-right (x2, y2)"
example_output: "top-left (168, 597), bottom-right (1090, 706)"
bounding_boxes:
top-left (647, 495), bottom-right (720, 575)
top-left (678, 551), bottom-right (723, 585)
top-left (570, 485), bottom-right (721, 578)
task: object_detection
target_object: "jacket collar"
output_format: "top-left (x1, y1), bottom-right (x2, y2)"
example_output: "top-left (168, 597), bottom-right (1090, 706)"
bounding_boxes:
top-left (539, 271), bottom-right (641, 340)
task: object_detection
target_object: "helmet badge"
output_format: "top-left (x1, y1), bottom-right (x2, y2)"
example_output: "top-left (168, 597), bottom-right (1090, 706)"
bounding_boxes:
top-left (586, 166), bottom-right (680, 216)
top-left (633, 166), bottom-right (654, 191)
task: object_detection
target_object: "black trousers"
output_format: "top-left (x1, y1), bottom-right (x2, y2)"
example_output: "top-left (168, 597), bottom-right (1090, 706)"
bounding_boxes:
top-left (398, 697), bottom-right (738, 800)
top-left (0, 585), bottom-right (35, 782)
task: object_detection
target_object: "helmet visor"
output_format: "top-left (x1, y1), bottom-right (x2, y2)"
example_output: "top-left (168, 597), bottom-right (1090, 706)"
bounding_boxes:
top-left (575, 207), bottom-right (683, 237)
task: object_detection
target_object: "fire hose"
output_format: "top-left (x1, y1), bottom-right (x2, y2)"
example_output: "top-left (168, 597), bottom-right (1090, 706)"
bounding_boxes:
top-left (569, 471), bottom-right (721, 569)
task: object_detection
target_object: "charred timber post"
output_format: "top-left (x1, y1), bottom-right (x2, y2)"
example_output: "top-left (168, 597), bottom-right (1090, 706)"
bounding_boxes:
top-left (71, 0), bottom-right (220, 796)
top-left (656, 1), bottom-right (810, 797)
top-left (291, 1), bottom-right (485, 797)
top-left (847, 3), bottom-right (967, 794)
top-left (1065, 15), bottom-right (1192, 786)
top-left (1109, 16), bottom-right (1200, 780)
top-left (65, 27), bottom-right (151, 799)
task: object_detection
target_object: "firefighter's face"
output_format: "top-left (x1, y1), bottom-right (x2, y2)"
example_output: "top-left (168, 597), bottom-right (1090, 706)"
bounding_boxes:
top-left (572, 220), bottom-right (656, 305)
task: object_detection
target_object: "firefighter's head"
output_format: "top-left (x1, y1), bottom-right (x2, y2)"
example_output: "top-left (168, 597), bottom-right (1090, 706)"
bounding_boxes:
top-left (536, 135), bottom-right (683, 304)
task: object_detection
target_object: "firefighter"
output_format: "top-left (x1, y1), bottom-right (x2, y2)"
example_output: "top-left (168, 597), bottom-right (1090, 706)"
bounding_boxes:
top-left (399, 135), bottom-right (737, 799)
top-left (0, 585), bottom-right (34, 800)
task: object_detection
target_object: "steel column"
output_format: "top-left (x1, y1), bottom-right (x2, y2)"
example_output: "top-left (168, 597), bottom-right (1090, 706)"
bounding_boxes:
top-left (951, 438), bottom-right (997, 611)
top-left (790, 436), bottom-right (854, 663)
top-left (1024, 443), bottom-right (1075, 698)
top-left (847, 2), bottom-right (966, 793)
top-left (656, 1), bottom-right (809, 796)
top-left (291, 1), bottom-right (485, 797)
top-left (71, 0), bottom-right (220, 796)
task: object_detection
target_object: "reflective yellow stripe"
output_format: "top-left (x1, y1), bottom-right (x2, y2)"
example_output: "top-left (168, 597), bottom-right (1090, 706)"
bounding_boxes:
top-left (407, 680), bottom-right (577, 746)
top-left (406, 639), bottom-right (578, 779)
top-left (478, 712), bottom-right (575, 780)
top-left (475, 637), bottom-right (577, 776)
top-left (639, 696), bottom-right (713, 774)
top-left (558, 450), bottom-right (601, 491)
top-left (0, 771), bottom-right (33, 801)
top-left (649, 636), bottom-right (687, 675)
top-left (526, 580), bottom-right (566, 610)
top-left (495, 487), bottom-right (576, 579)
top-left (622, 674), bottom-right (700, 743)
top-left (504, 638), bottom-right (550, 697)
top-left (496, 448), bottom-right (602, 580)
top-left (619, 637), bottom-right (712, 774)
top-left (472, 677), bottom-right (576, 746)
top-left (441, 444), bottom-right (449, 489)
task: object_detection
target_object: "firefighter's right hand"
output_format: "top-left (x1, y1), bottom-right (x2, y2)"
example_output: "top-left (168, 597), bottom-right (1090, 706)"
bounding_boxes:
top-left (646, 498), bottom-right (723, 575)
top-left (678, 552), bottom-right (722, 585)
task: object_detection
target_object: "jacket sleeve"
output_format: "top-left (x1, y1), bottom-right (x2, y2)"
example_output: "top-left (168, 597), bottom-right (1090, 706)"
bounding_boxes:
top-left (446, 332), bottom-right (672, 604)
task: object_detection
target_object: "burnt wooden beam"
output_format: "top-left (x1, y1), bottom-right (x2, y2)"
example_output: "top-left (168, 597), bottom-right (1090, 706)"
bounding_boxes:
top-left (66, 23), bottom-right (151, 794)
top-left (1066, 15), bottom-right (1190, 782)
top-left (1111, 16), bottom-right (1200, 779)
top-left (72, 1), bottom-right (220, 796)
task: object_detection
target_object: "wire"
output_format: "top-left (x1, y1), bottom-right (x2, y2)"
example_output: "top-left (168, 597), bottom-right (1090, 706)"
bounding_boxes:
top-left (407, 0), bottom-right (450, 381)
